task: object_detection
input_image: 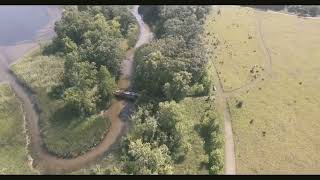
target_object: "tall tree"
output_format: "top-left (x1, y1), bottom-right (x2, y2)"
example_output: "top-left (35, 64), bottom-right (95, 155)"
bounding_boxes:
top-left (97, 65), bottom-right (116, 108)
top-left (157, 101), bottom-right (191, 161)
top-left (125, 139), bottom-right (173, 175)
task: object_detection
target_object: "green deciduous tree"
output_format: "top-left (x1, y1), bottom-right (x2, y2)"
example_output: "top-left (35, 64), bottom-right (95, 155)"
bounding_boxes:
top-left (129, 106), bottom-right (158, 143)
top-left (97, 66), bottom-right (116, 108)
top-left (199, 111), bottom-right (224, 174)
top-left (208, 149), bottom-right (224, 175)
top-left (157, 101), bottom-right (191, 161)
top-left (163, 71), bottom-right (191, 101)
top-left (133, 6), bottom-right (211, 102)
top-left (63, 86), bottom-right (97, 116)
top-left (62, 55), bottom-right (98, 116)
top-left (49, 6), bottom-right (137, 117)
top-left (125, 139), bottom-right (173, 175)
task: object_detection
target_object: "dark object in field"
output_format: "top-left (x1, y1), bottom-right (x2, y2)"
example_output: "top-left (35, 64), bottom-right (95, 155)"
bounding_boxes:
top-left (236, 101), bottom-right (243, 108)
top-left (114, 90), bottom-right (140, 101)
top-left (253, 50), bottom-right (256, 52)
top-left (299, 82), bottom-right (302, 85)
top-left (259, 87), bottom-right (262, 90)
top-left (249, 119), bottom-right (254, 124)
top-left (213, 86), bottom-right (216, 91)
top-left (293, 100), bottom-right (296, 103)
top-left (262, 78), bottom-right (264, 81)
top-left (248, 34), bottom-right (253, 39)
top-left (262, 131), bottom-right (266, 137)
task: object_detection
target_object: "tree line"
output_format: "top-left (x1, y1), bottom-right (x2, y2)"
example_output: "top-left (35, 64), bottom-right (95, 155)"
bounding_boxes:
top-left (248, 5), bottom-right (320, 17)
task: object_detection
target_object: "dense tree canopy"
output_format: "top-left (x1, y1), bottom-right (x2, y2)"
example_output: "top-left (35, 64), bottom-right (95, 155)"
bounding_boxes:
top-left (48, 5), bottom-right (224, 174)
top-left (124, 101), bottom-right (191, 162)
top-left (124, 139), bottom-right (173, 175)
top-left (46, 6), bottom-right (138, 116)
top-left (133, 6), bottom-right (211, 102)
top-left (200, 111), bottom-right (224, 174)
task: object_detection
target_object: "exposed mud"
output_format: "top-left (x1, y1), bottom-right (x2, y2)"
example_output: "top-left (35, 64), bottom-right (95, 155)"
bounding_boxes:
top-left (0, 5), bottom-right (153, 174)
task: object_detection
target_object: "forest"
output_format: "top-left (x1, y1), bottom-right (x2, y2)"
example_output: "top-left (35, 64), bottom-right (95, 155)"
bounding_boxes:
top-left (9, 5), bottom-right (224, 174)
top-left (110, 5), bottom-right (224, 175)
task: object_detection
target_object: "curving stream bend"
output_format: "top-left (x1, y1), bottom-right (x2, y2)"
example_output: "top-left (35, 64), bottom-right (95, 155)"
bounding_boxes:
top-left (0, 5), bottom-right (153, 174)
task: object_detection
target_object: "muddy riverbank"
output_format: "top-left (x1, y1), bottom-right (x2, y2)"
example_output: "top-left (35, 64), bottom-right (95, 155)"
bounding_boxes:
top-left (1, 5), bottom-right (153, 174)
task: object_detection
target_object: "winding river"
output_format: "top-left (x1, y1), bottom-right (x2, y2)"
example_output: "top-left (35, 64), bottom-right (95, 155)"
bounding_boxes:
top-left (0, 5), bottom-right (153, 174)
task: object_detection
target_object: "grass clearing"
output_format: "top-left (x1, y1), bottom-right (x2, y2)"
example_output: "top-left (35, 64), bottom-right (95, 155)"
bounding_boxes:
top-left (0, 83), bottom-right (34, 174)
top-left (204, 6), bottom-right (320, 174)
top-left (11, 52), bottom-right (111, 158)
top-left (173, 97), bottom-right (224, 174)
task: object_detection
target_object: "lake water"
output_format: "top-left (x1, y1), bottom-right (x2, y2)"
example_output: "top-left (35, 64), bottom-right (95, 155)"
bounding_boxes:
top-left (0, 6), bottom-right (52, 45)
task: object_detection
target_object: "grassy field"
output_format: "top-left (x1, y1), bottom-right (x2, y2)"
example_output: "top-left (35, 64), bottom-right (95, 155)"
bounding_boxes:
top-left (0, 83), bottom-right (34, 174)
top-left (204, 6), bottom-right (267, 92)
top-left (204, 6), bottom-right (320, 174)
top-left (11, 52), bottom-right (111, 158)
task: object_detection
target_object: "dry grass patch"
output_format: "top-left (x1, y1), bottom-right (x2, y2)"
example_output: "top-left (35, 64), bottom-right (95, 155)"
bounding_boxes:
top-left (203, 6), bottom-right (267, 92)
top-left (204, 5), bottom-right (320, 174)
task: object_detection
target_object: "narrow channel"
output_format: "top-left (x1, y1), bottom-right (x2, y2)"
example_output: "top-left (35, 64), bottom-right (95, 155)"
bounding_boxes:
top-left (0, 5), bottom-right (152, 174)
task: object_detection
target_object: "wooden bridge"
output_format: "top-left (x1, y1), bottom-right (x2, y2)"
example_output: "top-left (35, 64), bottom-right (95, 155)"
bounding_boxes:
top-left (113, 90), bottom-right (140, 100)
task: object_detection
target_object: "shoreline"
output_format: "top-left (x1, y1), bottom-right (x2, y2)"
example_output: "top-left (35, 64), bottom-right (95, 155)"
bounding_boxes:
top-left (0, 6), bottom-right (61, 174)
top-left (3, 5), bottom-right (153, 174)
top-left (0, 6), bottom-right (61, 68)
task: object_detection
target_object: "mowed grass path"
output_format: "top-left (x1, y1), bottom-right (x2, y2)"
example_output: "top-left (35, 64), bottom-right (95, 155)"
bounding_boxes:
top-left (11, 53), bottom-right (110, 158)
top-left (0, 84), bottom-right (34, 174)
top-left (205, 6), bottom-right (320, 174)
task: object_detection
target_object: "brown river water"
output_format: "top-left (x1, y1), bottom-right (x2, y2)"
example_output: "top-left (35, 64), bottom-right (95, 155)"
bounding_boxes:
top-left (0, 5), bottom-right (153, 174)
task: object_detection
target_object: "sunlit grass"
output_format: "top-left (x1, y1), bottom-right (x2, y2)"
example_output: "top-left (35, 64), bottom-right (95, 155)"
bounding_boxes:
top-left (204, 5), bottom-right (320, 174)
top-left (0, 83), bottom-right (34, 174)
top-left (11, 52), bottom-right (110, 158)
top-left (203, 6), bottom-right (266, 91)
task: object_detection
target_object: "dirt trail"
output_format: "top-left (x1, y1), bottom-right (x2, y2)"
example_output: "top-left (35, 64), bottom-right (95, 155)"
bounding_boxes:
top-left (211, 61), bottom-right (236, 175)
top-left (211, 6), bottom-right (273, 175)
top-left (0, 5), bottom-right (152, 174)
